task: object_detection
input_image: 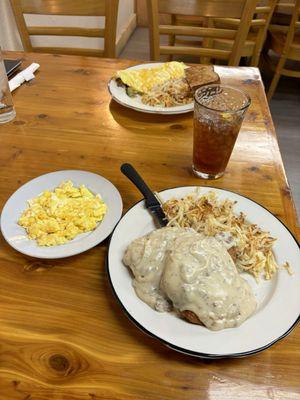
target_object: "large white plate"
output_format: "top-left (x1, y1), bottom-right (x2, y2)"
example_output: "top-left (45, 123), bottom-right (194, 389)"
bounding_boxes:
top-left (108, 63), bottom-right (194, 115)
top-left (108, 186), bottom-right (300, 358)
top-left (1, 170), bottom-right (123, 259)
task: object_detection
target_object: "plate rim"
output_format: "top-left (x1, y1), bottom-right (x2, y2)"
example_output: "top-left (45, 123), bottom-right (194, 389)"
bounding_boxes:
top-left (107, 185), bottom-right (300, 359)
top-left (107, 62), bottom-right (194, 115)
top-left (0, 169), bottom-right (123, 259)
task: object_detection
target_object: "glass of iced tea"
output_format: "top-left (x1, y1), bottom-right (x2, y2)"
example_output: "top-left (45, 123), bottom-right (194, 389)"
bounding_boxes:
top-left (193, 84), bottom-right (251, 179)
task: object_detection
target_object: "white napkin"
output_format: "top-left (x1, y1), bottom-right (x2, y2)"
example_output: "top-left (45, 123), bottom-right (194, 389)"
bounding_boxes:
top-left (9, 63), bottom-right (40, 92)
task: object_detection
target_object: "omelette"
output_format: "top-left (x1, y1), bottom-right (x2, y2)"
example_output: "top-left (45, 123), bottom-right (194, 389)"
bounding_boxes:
top-left (18, 181), bottom-right (107, 246)
top-left (115, 61), bottom-right (187, 94)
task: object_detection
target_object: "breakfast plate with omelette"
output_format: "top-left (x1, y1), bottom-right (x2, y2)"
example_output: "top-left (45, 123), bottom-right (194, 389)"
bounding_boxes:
top-left (0, 170), bottom-right (122, 259)
top-left (108, 62), bottom-right (220, 114)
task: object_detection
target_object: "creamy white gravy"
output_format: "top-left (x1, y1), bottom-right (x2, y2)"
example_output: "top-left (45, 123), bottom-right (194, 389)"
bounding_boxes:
top-left (123, 227), bottom-right (256, 330)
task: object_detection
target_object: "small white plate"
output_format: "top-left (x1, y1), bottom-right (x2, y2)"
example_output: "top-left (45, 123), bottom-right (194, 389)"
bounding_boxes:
top-left (1, 170), bottom-right (123, 259)
top-left (108, 186), bottom-right (300, 358)
top-left (108, 63), bottom-right (194, 115)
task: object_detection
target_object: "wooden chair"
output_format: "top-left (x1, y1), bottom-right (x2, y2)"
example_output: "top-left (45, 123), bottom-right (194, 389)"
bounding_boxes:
top-left (10, 0), bottom-right (119, 58)
top-left (211, 0), bottom-right (277, 66)
top-left (266, 0), bottom-right (300, 100)
top-left (270, 0), bottom-right (294, 25)
top-left (167, 2), bottom-right (276, 66)
top-left (147, 0), bottom-right (259, 66)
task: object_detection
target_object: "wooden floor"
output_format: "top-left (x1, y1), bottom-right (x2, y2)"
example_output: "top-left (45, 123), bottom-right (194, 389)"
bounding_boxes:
top-left (120, 28), bottom-right (300, 221)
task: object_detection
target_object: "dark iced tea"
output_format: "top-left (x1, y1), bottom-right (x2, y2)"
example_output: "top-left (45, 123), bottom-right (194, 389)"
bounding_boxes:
top-left (193, 85), bottom-right (250, 179)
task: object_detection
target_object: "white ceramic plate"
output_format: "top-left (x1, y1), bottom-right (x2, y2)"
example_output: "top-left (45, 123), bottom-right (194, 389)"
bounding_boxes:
top-left (1, 170), bottom-right (123, 259)
top-left (108, 186), bottom-right (300, 358)
top-left (108, 63), bottom-right (194, 115)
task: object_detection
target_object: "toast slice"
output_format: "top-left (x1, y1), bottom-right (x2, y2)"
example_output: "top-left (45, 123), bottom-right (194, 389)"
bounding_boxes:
top-left (185, 65), bottom-right (220, 92)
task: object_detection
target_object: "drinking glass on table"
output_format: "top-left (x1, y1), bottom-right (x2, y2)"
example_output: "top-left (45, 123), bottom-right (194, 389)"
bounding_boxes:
top-left (193, 85), bottom-right (250, 179)
top-left (0, 49), bottom-right (16, 124)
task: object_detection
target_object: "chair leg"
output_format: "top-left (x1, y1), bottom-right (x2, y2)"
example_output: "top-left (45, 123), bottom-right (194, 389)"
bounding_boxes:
top-left (250, 52), bottom-right (259, 67)
top-left (168, 34), bottom-right (175, 62)
top-left (167, 14), bottom-right (177, 62)
top-left (267, 71), bottom-right (281, 101)
top-left (267, 49), bottom-right (287, 101)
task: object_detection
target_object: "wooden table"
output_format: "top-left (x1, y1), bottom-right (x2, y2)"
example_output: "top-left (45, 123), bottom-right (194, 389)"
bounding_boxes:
top-left (1, 52), bottom-right (299, 400)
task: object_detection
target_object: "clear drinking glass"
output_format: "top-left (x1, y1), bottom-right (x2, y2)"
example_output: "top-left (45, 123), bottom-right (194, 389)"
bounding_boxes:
top-left (193, 84), bottom-right (250, 179)
top-left (0, 49), bottom-right (16, 124)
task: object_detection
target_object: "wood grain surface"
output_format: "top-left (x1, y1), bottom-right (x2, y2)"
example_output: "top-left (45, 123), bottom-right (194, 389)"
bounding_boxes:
top-left (0, 51), bottom-right (299, 400)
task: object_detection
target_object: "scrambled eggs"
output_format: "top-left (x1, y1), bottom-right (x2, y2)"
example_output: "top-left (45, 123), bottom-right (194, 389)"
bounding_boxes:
top-left (18, 181), bottom-right (107, 246)
top-left (116, 61), bottom-right (187, 94)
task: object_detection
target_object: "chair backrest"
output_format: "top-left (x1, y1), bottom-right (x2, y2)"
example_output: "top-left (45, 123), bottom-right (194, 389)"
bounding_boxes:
top-left (270, 0), bottom-right (300, 59)
top-left (10, 0), bottom-right (119, 58)
top-left (213, 0), bottom-right (278, 66)
top-left (275, 0), bottom-right (296, 16)
top-left (280, 0), bottom-right (300, 58)
top-left (147, 0), bottom-right (259, 65)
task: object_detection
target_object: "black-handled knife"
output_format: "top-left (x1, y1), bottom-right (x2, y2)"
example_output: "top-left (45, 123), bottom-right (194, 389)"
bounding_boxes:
top-left (120, 163), bottom-right (168, 227)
